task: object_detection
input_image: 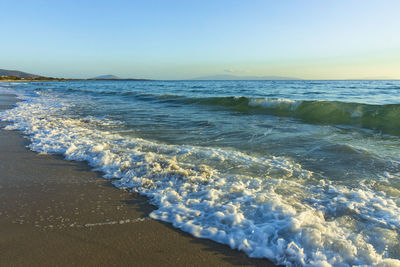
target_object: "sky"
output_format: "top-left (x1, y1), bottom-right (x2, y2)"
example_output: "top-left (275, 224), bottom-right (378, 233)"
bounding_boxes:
top-left (1, 0), bottom-right (400, 79)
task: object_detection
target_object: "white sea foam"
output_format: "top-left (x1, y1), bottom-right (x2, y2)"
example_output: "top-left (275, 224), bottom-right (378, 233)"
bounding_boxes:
top-left (1, 92), bottom-right (400, 266)
top-left (0, 84), bottom-right (16, 94)
top-left (249, 98), bottom-right (302, 111)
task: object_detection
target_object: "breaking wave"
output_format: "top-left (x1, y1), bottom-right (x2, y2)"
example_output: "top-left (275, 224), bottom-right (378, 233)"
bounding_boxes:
top-left (175, 96), bottom-right (400, 136)
top-left (1, 90), bottom-right (400, 266)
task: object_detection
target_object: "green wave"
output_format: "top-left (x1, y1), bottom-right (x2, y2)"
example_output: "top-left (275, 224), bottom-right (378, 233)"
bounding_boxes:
top-left (180, 96), bottom-right (400, 136)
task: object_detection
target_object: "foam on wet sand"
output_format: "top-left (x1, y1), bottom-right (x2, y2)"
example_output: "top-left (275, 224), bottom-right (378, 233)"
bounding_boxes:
top-left (0, 92), bottom-right (276, 267)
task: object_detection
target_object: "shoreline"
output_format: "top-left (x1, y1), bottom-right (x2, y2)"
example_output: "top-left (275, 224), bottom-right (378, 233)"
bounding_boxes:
top-left (0, 93), bottom-right (277, 266)
top-left (0, 79), bottom-right (151, 82)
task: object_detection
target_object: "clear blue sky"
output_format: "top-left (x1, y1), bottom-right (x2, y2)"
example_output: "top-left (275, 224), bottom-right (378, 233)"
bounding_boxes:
top-left (1, 0), bottom-right (400, 79)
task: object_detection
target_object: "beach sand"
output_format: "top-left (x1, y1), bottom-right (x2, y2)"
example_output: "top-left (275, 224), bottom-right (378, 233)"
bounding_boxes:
top-left (0, 93), bottom-right (277, 267)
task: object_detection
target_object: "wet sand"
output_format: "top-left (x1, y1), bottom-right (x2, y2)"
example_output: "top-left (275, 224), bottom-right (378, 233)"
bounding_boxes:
top-left (0, 93), bottom-right (277, 267)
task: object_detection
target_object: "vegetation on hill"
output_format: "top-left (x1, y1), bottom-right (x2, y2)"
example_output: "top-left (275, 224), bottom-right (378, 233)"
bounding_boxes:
top-left (0, 69), bottom-right (41, 79)
top-left (0, 69), bottom-right (150, 81)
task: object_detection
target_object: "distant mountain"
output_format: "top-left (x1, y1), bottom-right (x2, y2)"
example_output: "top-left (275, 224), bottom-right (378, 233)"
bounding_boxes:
top-left (191, 74), bottom-right (300, 80)
top-left (0, 69), bottom-right (42, 78)
top-left (91, 74), bottom-right (120, 80)
top-left (89, 75), bottom-right (152, 81)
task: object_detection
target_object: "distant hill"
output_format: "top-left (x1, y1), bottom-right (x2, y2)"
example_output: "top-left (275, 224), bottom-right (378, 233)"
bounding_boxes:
top-left (0, 69), bottom-right (151, 81)
top-left (191, 74), bottom-right (301, 80)
top-left (91, 74), bottom-right (120, 80)
top-left (0, 69), bottom-right (42, 78)
top-left (89, 74), bottom-right (151, 81)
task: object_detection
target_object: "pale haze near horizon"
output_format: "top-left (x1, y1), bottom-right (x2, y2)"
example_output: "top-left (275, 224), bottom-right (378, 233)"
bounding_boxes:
top-left (1, 0), bottom-right (399, 80)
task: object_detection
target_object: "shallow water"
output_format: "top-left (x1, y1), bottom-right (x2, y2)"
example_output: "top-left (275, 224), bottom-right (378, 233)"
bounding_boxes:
top-left (1, 80), bottom-right (400, 266)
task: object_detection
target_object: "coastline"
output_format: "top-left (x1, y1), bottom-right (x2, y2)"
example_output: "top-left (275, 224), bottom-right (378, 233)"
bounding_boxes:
top-left (0, 78), bottom-right (151, 82)
top-left (0, 93), bottom-right (277, 266)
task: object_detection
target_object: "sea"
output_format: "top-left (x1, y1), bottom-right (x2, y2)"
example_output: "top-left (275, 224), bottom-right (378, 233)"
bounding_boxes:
top-left (1, 80), bottom-right (400, 266)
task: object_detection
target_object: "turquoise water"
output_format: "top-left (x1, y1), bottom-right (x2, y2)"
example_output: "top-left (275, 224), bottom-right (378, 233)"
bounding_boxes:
top-left (1, 80), bottom-right (400, 266)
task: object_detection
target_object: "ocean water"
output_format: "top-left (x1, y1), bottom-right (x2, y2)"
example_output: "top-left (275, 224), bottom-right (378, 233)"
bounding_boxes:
top-left (1, 80), bottom-right (400, 266)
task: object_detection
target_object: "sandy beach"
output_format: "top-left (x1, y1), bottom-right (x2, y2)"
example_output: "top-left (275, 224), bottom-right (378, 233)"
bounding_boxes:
top-left (0, 93), bottom-right (277, 266)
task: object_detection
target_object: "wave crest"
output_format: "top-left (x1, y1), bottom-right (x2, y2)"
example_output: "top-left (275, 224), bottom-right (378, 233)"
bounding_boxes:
top-left (177, 96), bottom-right (400, 136)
